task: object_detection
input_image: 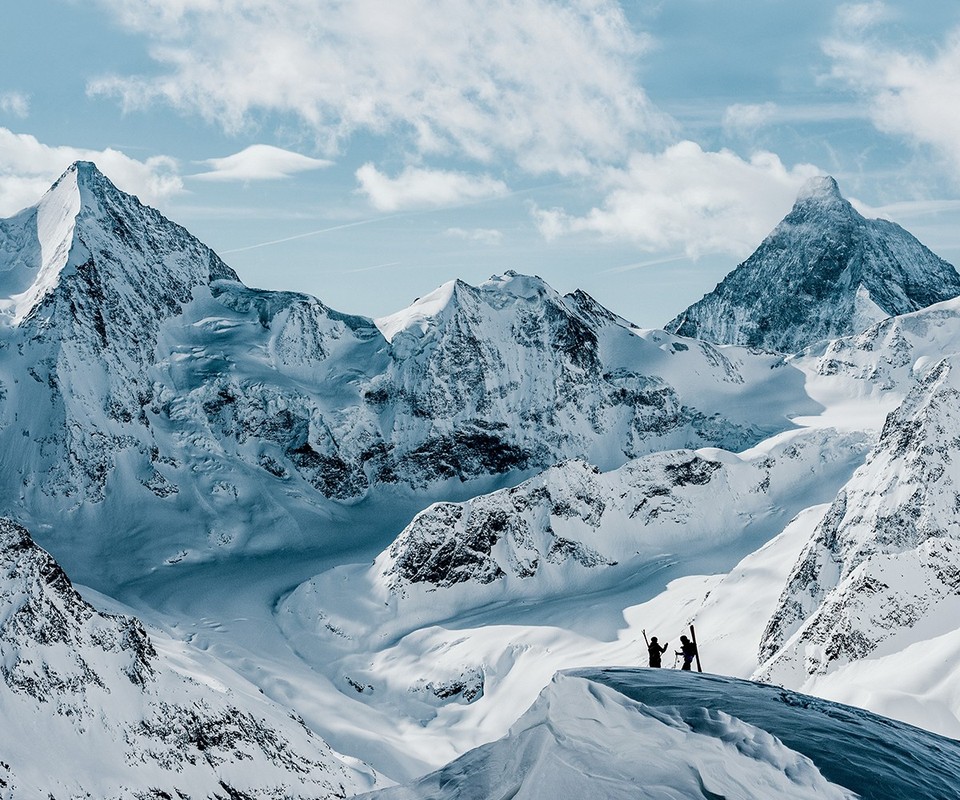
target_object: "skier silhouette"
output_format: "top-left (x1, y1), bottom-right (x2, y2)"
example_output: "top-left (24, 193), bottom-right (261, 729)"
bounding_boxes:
top-left (647, 636), bottom-right (668, 668)
top-left (678, 634), bottom-right (697, 671)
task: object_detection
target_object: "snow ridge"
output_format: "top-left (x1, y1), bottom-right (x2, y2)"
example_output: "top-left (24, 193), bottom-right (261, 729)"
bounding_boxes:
top-left (361, 668), bottom-right (960, 800)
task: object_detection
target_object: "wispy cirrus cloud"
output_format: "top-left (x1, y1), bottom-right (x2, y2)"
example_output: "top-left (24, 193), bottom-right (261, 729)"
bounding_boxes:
top-left (191, 144), bottom-right (332, 182)
top-left (444, 227), bottom-right (504, 245)
top-left (534, 141), bottom-right (821, 257)
top-left (0, 91), bottom-right (29, 119)
top-left (356, 164), bottom-right (508, 212)
top-left (88, 0), bottom-right (668, 176)
top-left (722, 102), bottom-right (778, 136)
top-left (0, 127), bottom-right (182, 216)
top-left (825, 3), bottom-right (960, 180)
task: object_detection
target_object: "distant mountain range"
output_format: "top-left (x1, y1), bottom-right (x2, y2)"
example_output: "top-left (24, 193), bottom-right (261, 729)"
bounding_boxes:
top-left (4, 162), bottom-right (960, 795)
top-left (0, 162), bottom-right (810, 578)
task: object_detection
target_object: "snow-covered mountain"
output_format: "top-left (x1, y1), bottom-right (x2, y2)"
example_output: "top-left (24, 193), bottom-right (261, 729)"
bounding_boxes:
top-left (0, 163), bottom-right (815, 579)
top-left (4, 161), bottom-right (960, 794)
top-left (758, 357), bottom-right (960, 691)
top-left (0, 517), bottom-right (380, 799)
top-left (665, 176), bottom-right (960, 353)
top-left (361, 669), bottom-right (960, 800)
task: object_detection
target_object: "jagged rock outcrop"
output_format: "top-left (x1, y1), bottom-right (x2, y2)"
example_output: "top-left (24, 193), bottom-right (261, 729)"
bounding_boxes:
top-left (757, 358), bottom-right (960, 684)
top-left (0, 517), bottom-right (378, 799)
top-left (666, 176), bottom-right (960, 353)
top-left (375, 429), bottom-right (865, 600)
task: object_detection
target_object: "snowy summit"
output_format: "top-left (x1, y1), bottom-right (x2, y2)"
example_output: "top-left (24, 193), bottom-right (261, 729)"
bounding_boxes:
top-left (666, 176), bottom-right (960, 353)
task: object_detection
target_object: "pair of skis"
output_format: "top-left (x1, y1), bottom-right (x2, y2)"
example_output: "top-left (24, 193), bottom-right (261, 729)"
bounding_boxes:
top-left (642, 624), bottom-right (702, 673)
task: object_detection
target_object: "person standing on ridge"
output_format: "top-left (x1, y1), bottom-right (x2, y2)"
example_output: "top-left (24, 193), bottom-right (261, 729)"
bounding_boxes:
top-left (678, 634), bottom-right (697, 671)
top-left (647, 636), bottom-right (668, 668)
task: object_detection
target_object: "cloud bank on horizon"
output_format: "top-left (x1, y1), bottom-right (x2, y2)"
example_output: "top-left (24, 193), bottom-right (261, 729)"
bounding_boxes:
top-left (3, 0), bottom-right (960, 321)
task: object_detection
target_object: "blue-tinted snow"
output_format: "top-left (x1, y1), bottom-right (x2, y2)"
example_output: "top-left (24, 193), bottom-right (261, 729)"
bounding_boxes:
top-left (578, 668), bottom-right (960, 800)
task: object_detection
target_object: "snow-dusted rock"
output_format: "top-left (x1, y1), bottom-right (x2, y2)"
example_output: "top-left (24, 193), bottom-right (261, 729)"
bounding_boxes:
top-left (804, 293), bottom-right (960, 395)
top-left (758, 358), bottom-right (960, 685)
top-left (376, 427), bottom-right (867, 600)
top-left (370, 270), bottom-right (808, 481)
top-left (666, 176), bottom-right (960, 353)
top-left (0, 518), bottom-right (379, 799)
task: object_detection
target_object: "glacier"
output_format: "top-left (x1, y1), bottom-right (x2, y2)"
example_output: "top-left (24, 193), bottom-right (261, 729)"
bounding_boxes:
top-left (1, 162), bottom-right (960, 796)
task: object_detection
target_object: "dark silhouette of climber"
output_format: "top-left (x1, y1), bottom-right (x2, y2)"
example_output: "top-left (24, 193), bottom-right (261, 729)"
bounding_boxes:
top-left (647, 636), bottom-right (668, 668)
top-left (678, 634), bottom-right (697, 671)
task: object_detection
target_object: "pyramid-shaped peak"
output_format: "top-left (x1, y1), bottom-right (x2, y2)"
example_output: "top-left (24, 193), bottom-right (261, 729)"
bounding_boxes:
top-left (665, 177), bottom-right (960, 352)
top-left (795, 175), bottom-right (843, 204)
top-left (53, 160), bottom-right (130, 202)
top-left (49, 160), bottom-right (106, 191)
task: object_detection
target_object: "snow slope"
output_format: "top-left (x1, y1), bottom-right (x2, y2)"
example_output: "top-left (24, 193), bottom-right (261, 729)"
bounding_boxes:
top-left (0, 518), bottom-right (380, 799)
top-left (666, 176), bottom-right (960, 353)
top-left (361, 669), bottom-right (960, 800)
top-left (274, 426), bottom-right (867, 772)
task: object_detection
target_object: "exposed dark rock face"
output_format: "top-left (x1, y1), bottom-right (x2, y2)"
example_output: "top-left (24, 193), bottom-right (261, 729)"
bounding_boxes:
top-left (666, 176), bottom-right (960, 353)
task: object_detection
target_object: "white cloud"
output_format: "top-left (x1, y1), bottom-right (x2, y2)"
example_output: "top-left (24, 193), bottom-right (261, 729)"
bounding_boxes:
top-left (89, 0), bottom-right (668, 175)
top-left (444, 227), bottom-right (504, 245)
top-left (533, 141), bottom-right (821, 257)
top-left (722, 102), bottom-right (778, 136)
top-left (825, 7), bottom-right (960, 179)
top-left (191, 144), bottom-right (332, 182)
top-left (0, 127), bottom-right (182, 216)
top-left (0, 92), bottom-right (29, 119)
top-left (835, 2), bottom-right (893, 31)
top-left (356, 164), bottom-right (509, 212)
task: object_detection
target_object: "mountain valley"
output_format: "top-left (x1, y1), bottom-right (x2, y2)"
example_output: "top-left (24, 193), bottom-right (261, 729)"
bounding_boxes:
top-left (2, 164), bottom-right (960, 797)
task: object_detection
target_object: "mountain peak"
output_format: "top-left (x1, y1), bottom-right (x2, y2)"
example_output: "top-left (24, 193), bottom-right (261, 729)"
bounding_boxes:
top-left (68, 159), bottom-right (102, 181)
top-left (665, 179), bottom-right (960, 352)
top-left (47, 160), bottom-right (112, 202)
top-left (795, 175), bottom-right (843, 205)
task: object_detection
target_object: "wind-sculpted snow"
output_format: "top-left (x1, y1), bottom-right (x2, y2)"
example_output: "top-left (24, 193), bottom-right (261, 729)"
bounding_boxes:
top-left (0, 163), bottom-right (818, 576)
top-left (363, 668), bottom-right (959, 800)
top-left (0, 518), bottom-right (379, 799)
top-left (666, 175), bottom-right (960, 353)
top-left (759, 358), bottom-right (960, 690)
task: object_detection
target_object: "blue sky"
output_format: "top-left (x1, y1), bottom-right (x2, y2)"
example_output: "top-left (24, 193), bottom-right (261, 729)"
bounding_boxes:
top-left (3, 0), bottom-right (960, 325)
